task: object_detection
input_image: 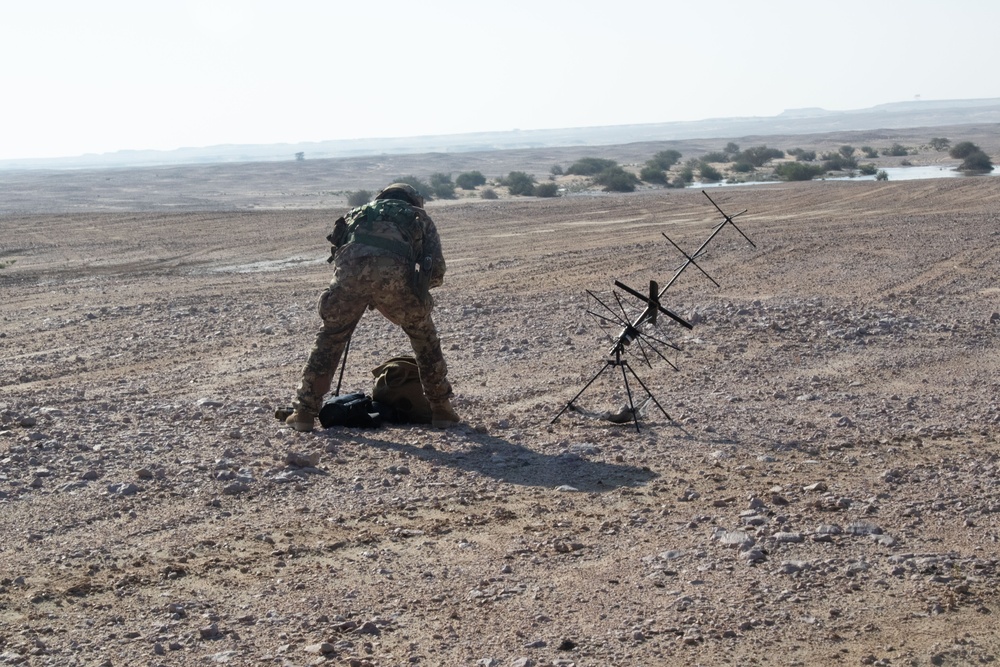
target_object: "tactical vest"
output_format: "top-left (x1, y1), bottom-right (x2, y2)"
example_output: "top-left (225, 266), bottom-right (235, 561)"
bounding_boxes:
top-left (342, 199), bottom-right (424, 261)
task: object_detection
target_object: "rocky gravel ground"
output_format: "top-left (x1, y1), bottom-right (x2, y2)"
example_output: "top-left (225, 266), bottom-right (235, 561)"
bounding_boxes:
top-left (1, 171), bottom-right (999, 666)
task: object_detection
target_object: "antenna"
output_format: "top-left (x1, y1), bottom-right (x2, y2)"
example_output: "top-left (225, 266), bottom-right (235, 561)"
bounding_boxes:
top-left (552, 191), bottom-right (756, 431)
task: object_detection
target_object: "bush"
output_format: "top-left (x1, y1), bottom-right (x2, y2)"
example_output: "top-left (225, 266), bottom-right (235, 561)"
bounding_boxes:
top-left (929, 137), bottom-right (951, 152)
top-left (669, 176), bottom-right (688, 189)
top-left (678, 166), bottom-right (695, 183)
top-left (958, 150), bottom-right (994, 173)
top-left (839, 145), bottom-right (855, 159)
top-left (566, 157), bottom-right (618, 176)
top-left (480, 188), bottom-right (498, 200)
top-left (698, 163), bottom-right (723, 182)
top-left (550, 164), bottom-right (564, 176)
top-left (731, 161), bottom-right (755, 173)
top-left (639, 165), bottom-right (669, 184)
top-left (861, 146), bottom-right (879, 158)
top-left (883, 143), bottom-right (909, 157)
top-left (875, 170), bottom-right (889, 181)
top-left (738, 145), bottom-right (784, 167)
top-left (774, 162), bottom-right (826, 181)
top-left (949, 141), bottom-right (981, 159)
top-left (795, 150), bottom-right (817, 162)
top-left (455, 171), bottom-right (486, 190)
top-left (648, 149), bottom-right (682, 170)
top-left (427, 173), bottom-right (455, 199)
top-left (594, 166), bottom-right (640, 192)
top-left (724, 142), bottom-right (740, 156)
top-left (701, 151), bottom-right (729, 163)
top-left (858, 163), bottom-right (878, 176)
top-left (533, 182), bottom-right (560, 197)
top-left (346, 190), bottom-right (372, 207)
top-left (394, 176), bottom-right (434, 202)
top-left (504, 171), bottom-right (536, 196)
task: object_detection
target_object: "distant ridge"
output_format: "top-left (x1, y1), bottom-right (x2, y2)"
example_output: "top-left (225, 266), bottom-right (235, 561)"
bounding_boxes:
top-left (4, 98), bottom-right (1000, 171)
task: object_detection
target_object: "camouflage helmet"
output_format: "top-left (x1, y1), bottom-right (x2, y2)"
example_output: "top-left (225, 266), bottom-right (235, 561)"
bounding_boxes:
top-left (375, 183), bottom-right (424, 208)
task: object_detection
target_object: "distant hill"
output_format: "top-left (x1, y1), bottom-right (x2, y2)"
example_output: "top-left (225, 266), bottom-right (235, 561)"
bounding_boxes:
top-left (4, 98), bottom-right (1000, 171)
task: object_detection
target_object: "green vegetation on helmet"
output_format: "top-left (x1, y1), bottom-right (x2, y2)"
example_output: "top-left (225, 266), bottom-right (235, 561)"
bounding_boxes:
top-left (375, 183), bottom-right (424, 208)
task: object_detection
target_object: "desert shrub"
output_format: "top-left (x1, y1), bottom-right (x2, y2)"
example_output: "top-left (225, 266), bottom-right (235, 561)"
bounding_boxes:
top-left (795, 150), bottom-right (817, 162)
top-left (550, 164), bottom-right (564, 176)
top-left (480, 188), bottom-right (498, 200)
top-left (669, 176), bottom-right (688, 189)
top-left (724, 142), bottom-right (740, 156)
top-left (698, 163), bottom-right (723, 182)
top-left (346, 190), bottom-right (373, 207)
top-left (566, 157), bottom-right (618, 176)
top-left (839, 145), bottom-right (856, 159)
top-left (394, 176), bottom-right (434, 202)
top-left (533, 182), bottom-right (560, 197)
top-left (455, 171), bottom-right (486, 190)
top-left (503, 171), bottom-right (536, 196)
top-left (648, 149), bottom-right (682, 170)
top-left (731, 161), bottom-right (755, 173)
top-left (858, 163), bottom-right (878, 175)
top-left (0, 259), bottom-right (15, 270)
top-left (875, 170), bottom-right (889, 181)
top-left (678, 166), bottom-right (695, 183)
top-left (822, 154), bottom-right (857, 171)
top-left (594, 166), bottom-right (640, 192)
top-left (958, 150), bottom-right (994, 173)
top-left (774, 162), bottom-right (826, 181)
top-left (883, 143), bottom-right (910, 157)
top-left (639, 165), bottom-right (669, 184)
top-left (929, 137), bottom-right (951, 152)
top-left (949, 141), bottom-right (981, 159)
top-left (861, 146), bottom-right (878, 158)
top-left (738, 145), bottom-right (784, 167)
top-left (427, 173), bottom-right (455, 199)
top-left (701, 151), bottom-right (729, 163)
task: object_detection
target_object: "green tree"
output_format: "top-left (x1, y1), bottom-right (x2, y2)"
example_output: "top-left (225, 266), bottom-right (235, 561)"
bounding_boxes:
top-left (594, 166), bottom-right (640, 192)
top-left (774, 162), bottom-right (826, 181)
top-left (394, 176), bottom-right (434, 202)
top-left (648, 149), bottom-right (682, 170)
top-left (504, 171), bottom-right (536, 196)
top-left (429, 173), bottom-right (455, 199)
top-left (949, 141), bottom-right (981, 159)
top-left (739, 145), bottom-right (784, 167)
top-left (639, 165), bottom-right (669, 184)
top-left (698, 163), bottom-right (723, 182)
top-left (724, 142), bottom-right (740, 156)
top-left (455, 171), bottom-right (486, 190)
top-left (533, 182), bottom-right (560, 197)
top-left (566, 157), bottom-right (618, 176)
top-left (929, 137), bottom-right (950, 152)
top-left (958, 150), bottom-right (994, 173)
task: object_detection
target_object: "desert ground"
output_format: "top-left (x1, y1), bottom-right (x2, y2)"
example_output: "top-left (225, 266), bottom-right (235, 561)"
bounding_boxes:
top-left (2, 130), bottom-right (1000, 666)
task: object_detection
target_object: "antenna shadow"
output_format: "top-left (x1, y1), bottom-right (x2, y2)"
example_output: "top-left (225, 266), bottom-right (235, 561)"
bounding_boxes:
top-left (339, 430), bottom-right (658, 493)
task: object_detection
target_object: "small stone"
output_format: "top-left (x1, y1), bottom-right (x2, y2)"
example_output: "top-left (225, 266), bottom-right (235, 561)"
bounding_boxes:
top-left (107, 482), bottom-right (140, 496)
top-left (305, 642), bottom-right (336, 655)
top-left (803, 482), bottom-right (828, 492)
top-left (199, 623), bottom-right (220, 639)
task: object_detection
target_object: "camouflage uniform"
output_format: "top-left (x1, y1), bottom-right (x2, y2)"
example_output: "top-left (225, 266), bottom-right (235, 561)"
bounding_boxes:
top-left (292, 188), bottom-right (452, 420)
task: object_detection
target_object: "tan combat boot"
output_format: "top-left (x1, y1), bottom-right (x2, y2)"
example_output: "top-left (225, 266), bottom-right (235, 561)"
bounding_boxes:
top-left (285, 409), bottom-right (316, 432)
top-left (430, 400), bottom-right (460, 429)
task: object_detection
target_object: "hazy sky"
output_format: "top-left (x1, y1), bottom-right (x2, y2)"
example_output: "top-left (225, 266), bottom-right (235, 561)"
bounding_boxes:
top-left (2, 0), bottom-right (998, 160)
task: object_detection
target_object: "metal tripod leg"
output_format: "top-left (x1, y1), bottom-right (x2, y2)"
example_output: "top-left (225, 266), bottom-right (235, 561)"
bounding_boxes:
top-left (551, 359), bottom-right (615, 424)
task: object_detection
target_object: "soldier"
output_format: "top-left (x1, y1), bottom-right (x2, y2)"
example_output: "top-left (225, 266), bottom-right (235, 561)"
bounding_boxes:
top-left (285, 183), bottom-right (459, 431)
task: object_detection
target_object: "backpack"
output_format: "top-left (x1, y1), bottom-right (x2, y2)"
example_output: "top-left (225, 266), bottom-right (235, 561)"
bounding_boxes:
top-left (318, 392), bottom-right (382, 428)
top-left (371, 356), bottom-right (432, 424)
top-left (337, 199), bottom-right (424, 261)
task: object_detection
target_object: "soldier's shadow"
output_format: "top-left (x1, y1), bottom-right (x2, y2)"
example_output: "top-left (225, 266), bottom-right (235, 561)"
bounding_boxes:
top-left (341, 429), bottom-right (657, 493)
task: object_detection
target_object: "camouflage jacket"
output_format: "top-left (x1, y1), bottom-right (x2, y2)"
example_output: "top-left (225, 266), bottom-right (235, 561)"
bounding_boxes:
top-left (329, 199), bottom-right (445, 289)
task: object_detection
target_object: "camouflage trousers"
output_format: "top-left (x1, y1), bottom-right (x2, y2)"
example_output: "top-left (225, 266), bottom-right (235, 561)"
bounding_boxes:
top-left (294, 255), bottom-right (452, 415)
